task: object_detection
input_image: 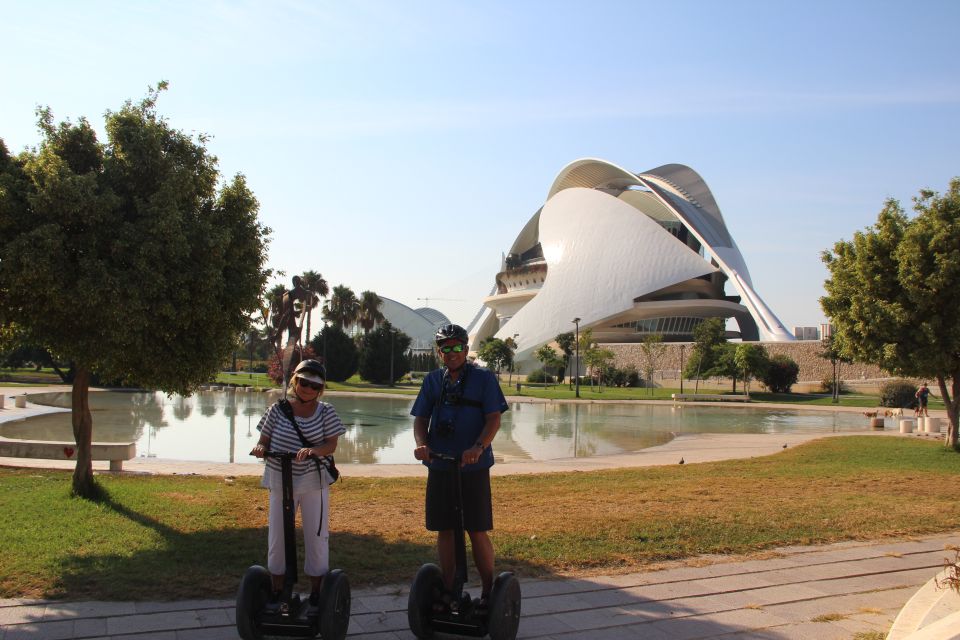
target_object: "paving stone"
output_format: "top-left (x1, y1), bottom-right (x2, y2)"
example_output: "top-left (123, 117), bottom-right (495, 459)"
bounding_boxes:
top-left (516, 612), bottom-right (577, 638)
top-left (0, 605), bottom-right (47, 625)
top-left (72, 617), bottom-right (108, 638)
top-left (175, 623), bottom-right (240, 639)
top-left (4, 620), bottom-right (75, 640)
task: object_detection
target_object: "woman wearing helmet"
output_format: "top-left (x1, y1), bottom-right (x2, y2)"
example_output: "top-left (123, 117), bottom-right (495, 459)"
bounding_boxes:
top-left (250, 358), bottom-right (345, 611)
top-left (411, 324), bottom-right (509, 612)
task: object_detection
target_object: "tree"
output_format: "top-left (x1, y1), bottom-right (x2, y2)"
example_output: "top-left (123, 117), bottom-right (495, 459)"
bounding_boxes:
top-left (478, 337), bottom-right (512, 375)
top-left (299, 270), bottom-right (328, 343)
top-left (534, 344), bottom-right (562, 386)
top-left (819, 334), bottom-right (851, 403)
top-left (357, 290), bottom-right (385, 334)
top-left (821, 179), bottom-right (960, 447)
top-left (554, 331), bottom-right (575, 385)
top-left (309, 324), bottom-right (358, 382)
top-left (0, 84), bottom-right (270, 497)
top-left (684, 318), bottom-right (726, 379)
top-left (583, 345), bottom-right (615, 391)
top-left (358, 323), bottom-right (411, 384)
top-left (322, 285), bottom-right (359, 331)
top-left (638, 333), bottom-right (668, 395)
top-left (761, 354), bottom-right (800, 393)
top-left (734, 343), bottom-right (769, 398)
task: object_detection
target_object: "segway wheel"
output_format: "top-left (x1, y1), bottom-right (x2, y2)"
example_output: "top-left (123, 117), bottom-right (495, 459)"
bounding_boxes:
top-left (319, 569), bottom-right (351, 640)
top-left (487, 572), bottom-right (521, 640)
top-left (407, 563), bottom-right (442, 639)
top-left (236, 564), bottom-right (271, 640)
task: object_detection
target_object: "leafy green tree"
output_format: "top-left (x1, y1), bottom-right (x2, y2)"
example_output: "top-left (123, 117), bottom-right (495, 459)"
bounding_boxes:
top-left (478, 337), bottom-right (512, 374)
top-left (684, 317), bottom-right (726, 380)
top-left (0, 85), bottom-right (270, 497)
top-left (734, 343), bottom-right (769, 397)
top-left (819, 334), bottom-right (851, 403)
top-left (534, 344), bottom-right (562, 386)
top-left (554, 331), bottom-right (575, 384)
top-left (309, 324), bottom-right (358, 382)
top-left (323, 284), bottom-right (359, 331)
top-left (358, 323), bottom-right (411, 384)
top-left (822, 179), bottom-right (960, 447)
top-left (584, 345), bottom-right (615, 391)
top-left (300, 270), bottom-right (328, 343)
top-left (761, 354), bottom-right (800, 393)
top-left (638, 333), bottom-right (667, 395)
top-left (357, 290), bottom-right (385, 334)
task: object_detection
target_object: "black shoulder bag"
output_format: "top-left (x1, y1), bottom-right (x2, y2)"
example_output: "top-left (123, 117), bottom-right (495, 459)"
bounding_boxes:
top-left (277, 399), bottom-right (340, 483)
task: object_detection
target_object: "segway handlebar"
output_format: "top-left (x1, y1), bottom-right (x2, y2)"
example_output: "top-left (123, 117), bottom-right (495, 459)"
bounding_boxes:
top-left (263, 450), bottom-right (321, 461)
top-left (429, 451), bottom-right (461, 464)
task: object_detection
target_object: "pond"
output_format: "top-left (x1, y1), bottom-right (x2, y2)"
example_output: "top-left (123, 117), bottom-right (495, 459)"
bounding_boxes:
top-left (1, 391), bottom-right (872, 465)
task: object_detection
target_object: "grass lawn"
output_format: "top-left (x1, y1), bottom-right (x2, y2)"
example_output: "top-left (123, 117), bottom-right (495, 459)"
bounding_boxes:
top-left (2, 436), bottom-right (958, 600)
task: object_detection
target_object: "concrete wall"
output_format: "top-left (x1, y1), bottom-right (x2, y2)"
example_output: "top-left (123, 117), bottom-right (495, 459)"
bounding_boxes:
top-left (605, 341), bottom-right (894, 385)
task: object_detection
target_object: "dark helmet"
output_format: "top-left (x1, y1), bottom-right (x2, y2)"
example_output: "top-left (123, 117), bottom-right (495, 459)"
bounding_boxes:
top-left (435, 323), bottom-right (469, 345)
top-left (293, 358), bottom-right (326, 383)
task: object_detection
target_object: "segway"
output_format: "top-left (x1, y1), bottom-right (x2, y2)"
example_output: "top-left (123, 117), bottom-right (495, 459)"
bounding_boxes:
top-left (237, 452), bottom-right (351, 640)
top-left (407, 452), bottom-right (521, 639)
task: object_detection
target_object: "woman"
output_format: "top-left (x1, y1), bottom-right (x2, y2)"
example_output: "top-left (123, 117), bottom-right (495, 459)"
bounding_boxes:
top-left (250, 358), bottom-right (345, 610)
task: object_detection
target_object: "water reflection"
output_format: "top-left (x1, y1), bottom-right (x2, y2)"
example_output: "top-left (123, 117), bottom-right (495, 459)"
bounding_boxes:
top-left (0, 392), bottom-right (872, 465)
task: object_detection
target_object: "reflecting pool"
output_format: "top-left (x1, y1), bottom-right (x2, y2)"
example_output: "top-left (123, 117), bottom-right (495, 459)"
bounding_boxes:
top-left (1, 391), bottom-right (872, 465)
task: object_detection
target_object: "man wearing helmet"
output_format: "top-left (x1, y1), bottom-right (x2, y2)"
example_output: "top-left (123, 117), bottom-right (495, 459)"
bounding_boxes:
top-left (411, 324), bottom-right (509, 612)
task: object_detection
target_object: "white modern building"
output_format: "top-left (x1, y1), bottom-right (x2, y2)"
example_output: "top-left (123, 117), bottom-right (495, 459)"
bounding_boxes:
top-left (379, 297), bottom-right (451, 353)
top-left (467, 158), bottom-right (794, 367)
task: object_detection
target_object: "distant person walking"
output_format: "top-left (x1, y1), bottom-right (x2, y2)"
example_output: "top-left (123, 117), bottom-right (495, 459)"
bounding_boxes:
top-left (915, 382), bottom-right (930, 417)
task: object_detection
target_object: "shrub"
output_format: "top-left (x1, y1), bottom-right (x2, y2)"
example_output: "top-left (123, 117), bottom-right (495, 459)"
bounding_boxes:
top-left (309, 325), bottom-right (358, 382)
top-left (358, 324), bottom-right (412, 384)
top-left (760, 355), bottom-right (800, 393)
top-left (624, 365), bottom-right (641, 388)
top-left (880, 379), bottom-right (917, 408)
top-left (819, 376), bottom-right (849, 394)
top-left (526, 368), bottom-right (554, 383)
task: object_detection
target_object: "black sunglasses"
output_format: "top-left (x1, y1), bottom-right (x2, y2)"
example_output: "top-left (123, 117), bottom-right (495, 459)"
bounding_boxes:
top-left (297, 378), bottom-right (324, 390)
top-left (439, 344), bottom-right (465, 354)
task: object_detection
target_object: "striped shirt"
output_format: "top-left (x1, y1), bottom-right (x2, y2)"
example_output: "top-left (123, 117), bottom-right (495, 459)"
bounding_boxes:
top-left (257, 400), bottom-right (346, 492)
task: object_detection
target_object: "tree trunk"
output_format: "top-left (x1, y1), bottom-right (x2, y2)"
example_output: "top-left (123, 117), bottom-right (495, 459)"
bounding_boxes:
top-left (71, 367), bottom-right (97, 498)
top-left (936, 374), bottom-right (959, 448)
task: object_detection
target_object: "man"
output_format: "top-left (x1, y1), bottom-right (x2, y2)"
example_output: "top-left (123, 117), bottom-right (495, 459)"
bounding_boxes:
top-left (411, 323), bottom-right (508, 611)
top-left (916, 382), bottom-right (931, 418)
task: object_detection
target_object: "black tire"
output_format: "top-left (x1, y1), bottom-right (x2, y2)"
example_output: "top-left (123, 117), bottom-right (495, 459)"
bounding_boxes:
top-left (319, 569), bottom-right (351, 640)
top-left (487, 572), bottom-right (521, 640)
top-left (407, 563), bottom-right (442, 639)
top-left (236, 565), bottom-right (271, 640)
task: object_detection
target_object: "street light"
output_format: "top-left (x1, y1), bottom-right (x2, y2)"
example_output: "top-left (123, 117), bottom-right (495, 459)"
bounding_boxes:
top-left (572, 317), bottom-right (581, 398)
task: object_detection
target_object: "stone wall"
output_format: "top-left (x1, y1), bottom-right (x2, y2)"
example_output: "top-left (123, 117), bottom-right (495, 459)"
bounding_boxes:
top-left (605, 341), bottom-right (892, 384)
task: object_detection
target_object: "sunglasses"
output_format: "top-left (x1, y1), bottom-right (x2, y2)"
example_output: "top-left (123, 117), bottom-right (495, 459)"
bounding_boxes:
top-left (297, 378), bottom-right (324, 390)
top-left (439, 344), bottom-right (466, 354)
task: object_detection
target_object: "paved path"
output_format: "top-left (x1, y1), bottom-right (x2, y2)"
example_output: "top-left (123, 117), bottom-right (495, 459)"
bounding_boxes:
top-left (1, 532), bottom-right (957, 639)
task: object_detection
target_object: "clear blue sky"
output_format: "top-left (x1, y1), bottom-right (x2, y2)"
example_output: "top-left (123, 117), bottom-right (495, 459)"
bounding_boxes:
top-left (3, 1), bottom-right (958, 334)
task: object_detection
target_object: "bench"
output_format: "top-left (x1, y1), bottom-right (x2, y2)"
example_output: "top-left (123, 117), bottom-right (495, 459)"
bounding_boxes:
top-left (672, 393), bottom-right (751, 403)
top-left (0, 439), bottom-right (136, 471)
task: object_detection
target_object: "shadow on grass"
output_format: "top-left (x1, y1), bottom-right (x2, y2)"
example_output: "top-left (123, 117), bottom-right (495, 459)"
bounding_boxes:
top-left (50, 487), bottom-right (559, 601)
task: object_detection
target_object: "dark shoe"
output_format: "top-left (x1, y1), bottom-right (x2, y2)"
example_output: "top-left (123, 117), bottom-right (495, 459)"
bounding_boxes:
top-left (264, 590), bottom-right (282, 614)
top-left (306, 591), bottom-right (320, 617)
top-left (432, 588), bottom-right (454, 613)
top-left (474, 593), bottom-right (490, 617)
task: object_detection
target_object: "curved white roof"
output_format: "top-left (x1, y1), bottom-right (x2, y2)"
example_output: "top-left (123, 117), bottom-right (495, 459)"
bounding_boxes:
top-left (472, 158), bottom-right (793, 363)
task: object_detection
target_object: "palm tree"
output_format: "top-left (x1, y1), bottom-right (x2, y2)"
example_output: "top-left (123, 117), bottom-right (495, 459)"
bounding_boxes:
top-left (300, 270), bottom-right (329, 343)
top-left (265, 283), bottom-right (287, 347)
top-left (322, 285), bottom-right (360, 331)
top-left (358, 290), bottom-right (385, 334)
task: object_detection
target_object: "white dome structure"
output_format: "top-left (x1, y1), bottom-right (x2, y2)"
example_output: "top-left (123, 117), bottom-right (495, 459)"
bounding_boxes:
top-left (378, 297), bottom-right (450, 353)
top-left (468, 158), bottom-right (793, 366)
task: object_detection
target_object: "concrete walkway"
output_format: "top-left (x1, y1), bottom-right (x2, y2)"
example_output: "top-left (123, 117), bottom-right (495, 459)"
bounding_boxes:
top-left (1, 532), bottom-right (957, 639)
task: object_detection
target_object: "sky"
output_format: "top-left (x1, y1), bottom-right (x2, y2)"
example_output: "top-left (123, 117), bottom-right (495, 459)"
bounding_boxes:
top-left (3, 0), bottom-right (959, 336)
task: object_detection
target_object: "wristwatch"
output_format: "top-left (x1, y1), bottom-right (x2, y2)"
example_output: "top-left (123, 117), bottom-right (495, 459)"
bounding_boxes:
top-left (474, 440), bottom-right (485, 450)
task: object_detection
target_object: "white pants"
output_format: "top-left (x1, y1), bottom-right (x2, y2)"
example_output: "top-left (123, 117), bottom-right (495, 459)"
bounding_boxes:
top-left (268, 485), bottom-right (329, 577)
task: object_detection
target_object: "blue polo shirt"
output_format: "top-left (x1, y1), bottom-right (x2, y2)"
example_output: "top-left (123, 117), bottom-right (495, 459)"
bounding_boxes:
top-left (411, 363), bottom-right (509, 471)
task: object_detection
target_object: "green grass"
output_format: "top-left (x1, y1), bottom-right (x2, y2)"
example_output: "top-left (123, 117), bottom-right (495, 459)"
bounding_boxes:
top-left (2, 436), bottom-right (958, 600)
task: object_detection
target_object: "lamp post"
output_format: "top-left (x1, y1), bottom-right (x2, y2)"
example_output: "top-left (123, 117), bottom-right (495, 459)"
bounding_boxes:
top-left (572, 317), bottom-right (581, 398)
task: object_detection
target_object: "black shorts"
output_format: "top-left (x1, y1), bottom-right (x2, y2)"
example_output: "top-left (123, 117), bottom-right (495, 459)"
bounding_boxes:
top-left (425, 467), bottom-right (493, 532)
